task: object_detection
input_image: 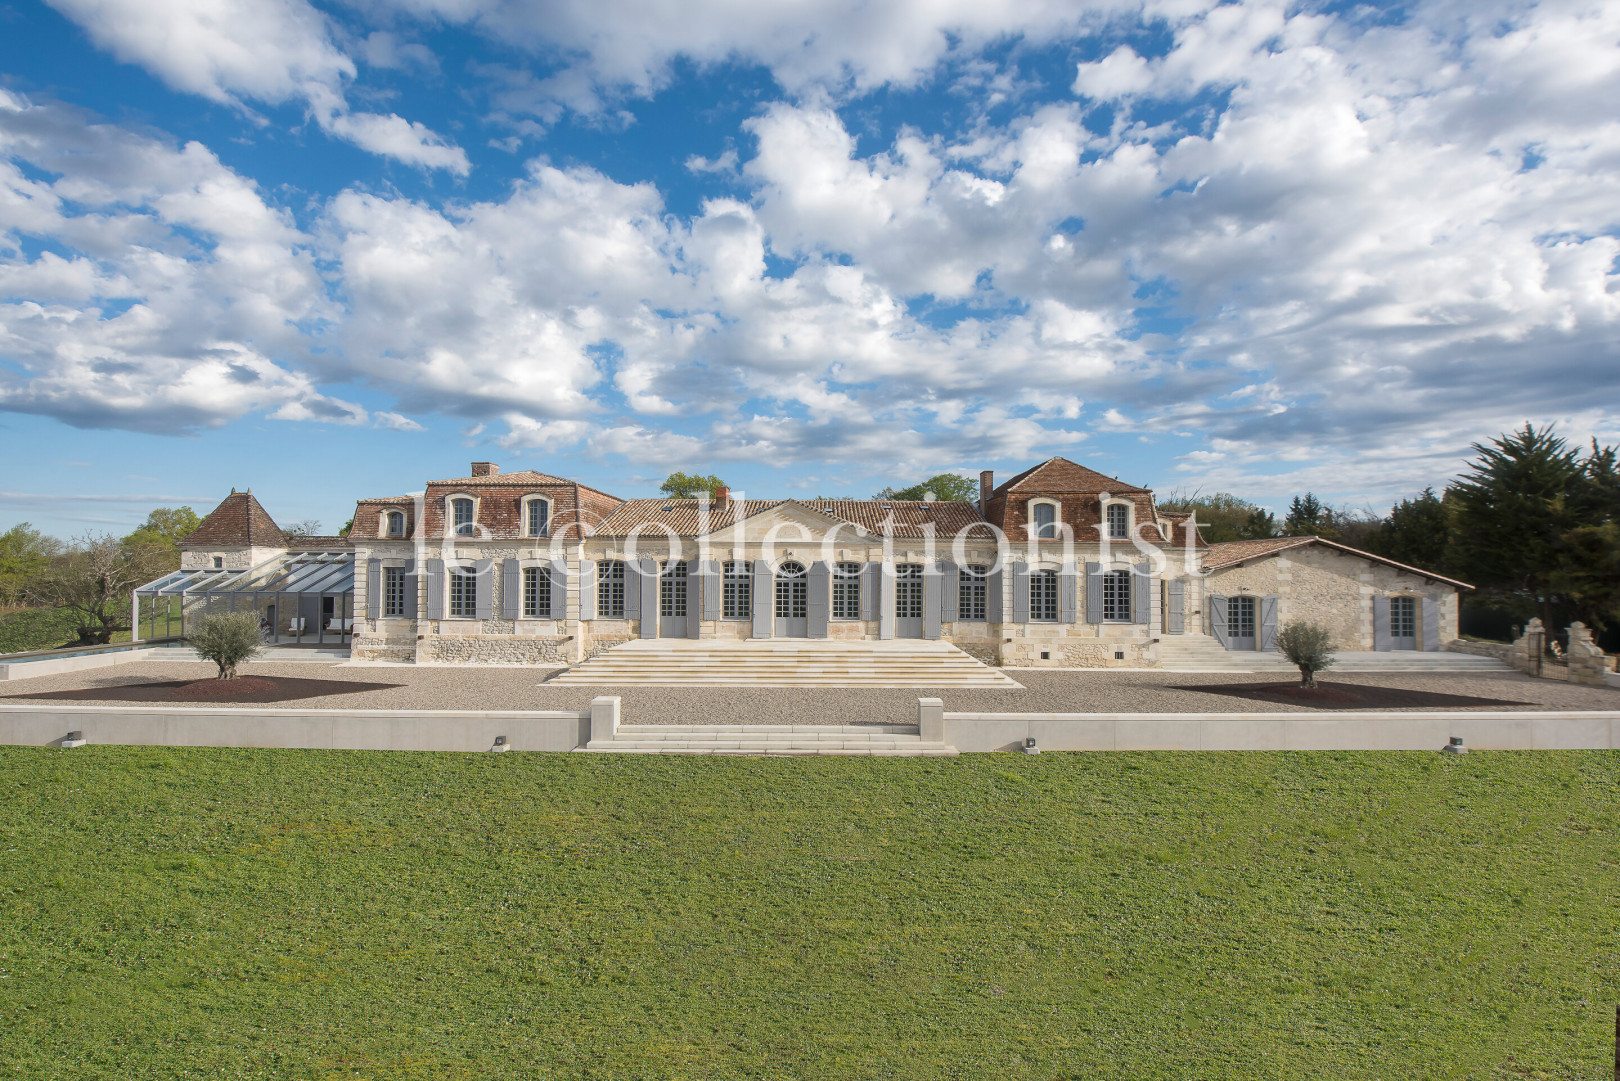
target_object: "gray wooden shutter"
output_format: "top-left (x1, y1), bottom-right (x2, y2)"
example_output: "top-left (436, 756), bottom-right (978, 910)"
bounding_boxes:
top-left (700, 560), bottom-right (721, 621)
top-left (860, 563), bottom-right (880, 621)
top-left (1209, 595), bottom-right (1228, 648)
top-left (549, 559), bottom-right (567, 620)
top-left (366, 558), bottom-right (381, 619)
top-left (1373, 596), bottom-right (1392, 651)
top-left (474, 558), bottom-right (494, 619)
top-left (987, 565), bottom-right (1003, 623)
top-left (940, 561), bottom-right (958, 622)
top-left (501, 559), bottom-right (520, 619)
top-left (402, 559), bottom-right (418, 618)
top-left (1260, 594), bottom-right (1278, 651)
top-left (751, 559), bottom-right (772, 638)
top-left (922, 563), bottom-right (941, 640)
top-left (686, 565), bottom-right (703, 639)
top-left (1085, 562), bottom-right (1103, 624)
top-left (577, 559), bottom-right (596, 620)
top-left (1421, 595), bottom-right (1439, 651)
top-left (1133, 562), bottom-right (1151, 625)
top-left (1166, 578), bottom-right (1185, 634)
top-left (808, 560), bottom-right (831, 639)
top-left (1059, 561), bottom-right (1078, 624)
top-left (424, 558), bottom-right (445, 620)
top-left (637, 558), bottom-right (658, 639)
top-left (624, 561), bottom-right (641, 620)
top-left (1011, 562), bottom-right (1030, 623)
top-left (878, 563), bottom-right (896, 639)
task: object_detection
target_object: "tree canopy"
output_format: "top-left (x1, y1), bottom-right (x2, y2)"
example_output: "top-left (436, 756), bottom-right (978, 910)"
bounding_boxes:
top-left (122, 506), bottom-right (200, 572)
top-left (659, 472), bottom-right (726, 499)
top-left (0, 523), bottom-right (61, 603)
top-left (874, 474), bottom-right (979, 502)
top-left (1155, 492), bottom-right (1277, 543)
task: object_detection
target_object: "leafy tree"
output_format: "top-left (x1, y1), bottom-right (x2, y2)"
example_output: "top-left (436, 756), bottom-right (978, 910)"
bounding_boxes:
top-left (23, 533), bottom-right (168, 643)
top-left (659, 472), bottom-right (726, 499)
top-left (1366, 488), bottom-right (1451, 570)
top-left (0, 522), bottom-right (61, 603)
top-left (874, 473), bottom-right (979, 502)
top-left (190, 610), bottom-right (264, 679)
top-left (123, 506), bottom-right (201, 572)
top-left (1157, 491), bottom-right (1277, 542)
top-left (1282, 493), bottom-right (1336, 538)
top-left (1275, 622), bottom-right (1336, 688)
top-left (339, 517), bottom-right (355, 537)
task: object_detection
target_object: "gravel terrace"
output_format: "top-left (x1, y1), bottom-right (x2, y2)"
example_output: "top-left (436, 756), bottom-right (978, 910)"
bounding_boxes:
top-left (4, 661), bottom-right (1617, 724)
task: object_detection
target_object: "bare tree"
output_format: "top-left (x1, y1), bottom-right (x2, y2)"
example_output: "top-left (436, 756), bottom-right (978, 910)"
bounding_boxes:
top-left (282, 519), bottom-right (324, 539)
top-left (24, 533), bottom-right (167, 644)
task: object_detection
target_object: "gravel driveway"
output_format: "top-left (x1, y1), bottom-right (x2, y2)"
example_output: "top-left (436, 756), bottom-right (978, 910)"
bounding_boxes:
top-left (3, 661), bottom-right (1616, 724)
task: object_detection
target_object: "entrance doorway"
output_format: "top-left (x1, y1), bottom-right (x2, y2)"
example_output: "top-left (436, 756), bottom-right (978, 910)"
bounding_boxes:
top-left (895, 563), bottom-right (924, 638)
top-left (1389, 595), bottom-right (1417, 649)
top-left (659, 561), bottom-right (688, 637)
top-left (774, 561), bottom-right (807, 637)
top-left (1226, 595), bottom-right (1256, 650)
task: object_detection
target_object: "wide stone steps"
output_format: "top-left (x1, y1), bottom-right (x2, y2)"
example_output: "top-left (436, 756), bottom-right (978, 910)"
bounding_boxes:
top-left (550, 640), bottom-right (1019, 688)
top-left (579, 723), bottom-right (958, 756)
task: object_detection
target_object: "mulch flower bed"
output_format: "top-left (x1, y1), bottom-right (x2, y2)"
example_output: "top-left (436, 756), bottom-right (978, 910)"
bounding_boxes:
top-left (5, 676), bottom-right (402, 705)
top-left (1180, 681), bottom-right (1523, 710)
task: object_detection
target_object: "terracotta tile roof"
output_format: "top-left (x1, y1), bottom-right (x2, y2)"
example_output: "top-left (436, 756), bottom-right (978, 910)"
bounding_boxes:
top-left (592, 498), bottom-right (990, 539)
top-left (427, 468), bottom-right (573, 486)
top-left (991, 457), bottom-right (1149, 496)
top-left (355, 495), bottom-right (415, 505)
top-left (1203, 536), bottom-right (1472, 589)
top-left (183, 491), bottom-right (285, 547)
top-left (285, 535), bottom-right (352, 549)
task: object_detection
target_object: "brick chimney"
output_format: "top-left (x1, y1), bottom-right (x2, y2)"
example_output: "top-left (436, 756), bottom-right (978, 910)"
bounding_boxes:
top-left (712, 485), bottom-right (731, 505)
top-left (979, 470), bottom-right (994, 510)
top-left (470, 462), bottom-right (499, 477)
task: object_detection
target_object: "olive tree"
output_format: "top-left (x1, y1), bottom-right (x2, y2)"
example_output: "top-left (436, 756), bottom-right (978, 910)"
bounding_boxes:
top-left (1275, 622), bottom-right (1336, 688)
top-left (190, 611), bottom-right (265, 679)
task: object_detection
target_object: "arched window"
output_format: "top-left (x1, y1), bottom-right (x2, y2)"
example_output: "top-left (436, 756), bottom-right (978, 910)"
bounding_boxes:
top-left (1031, 501), bottom-right (1058, 539)
top-left (1106, 502), bottom-right (1129, 540)
top-left (385, 510), bottom-right (405, 537)
top-left (775, 560), bottom-right (807, 619)
top-left (525, 498), bottom-right (550, 538)
top-left (451, 497), bottom-right (475, 536)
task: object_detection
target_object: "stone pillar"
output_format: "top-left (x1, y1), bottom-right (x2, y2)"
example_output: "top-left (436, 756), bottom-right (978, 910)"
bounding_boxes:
top-left (590, 696), bottom-right (620, 743)
top-left (1565, 623), bottom-right (1611, 687)
top-left (1508, 618), bottom-right (1545, 677)
top-left (917, 698), bottom-right (945, 743)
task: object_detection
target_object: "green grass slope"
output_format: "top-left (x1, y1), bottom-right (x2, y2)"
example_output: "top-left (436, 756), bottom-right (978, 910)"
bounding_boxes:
top-left (1, 749), bottom-right (1616, 1080)
top-left (0, 607), bottom-right (83, 654)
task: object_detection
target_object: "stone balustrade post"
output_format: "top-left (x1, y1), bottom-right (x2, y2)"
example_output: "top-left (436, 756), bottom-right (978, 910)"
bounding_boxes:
top-left (590, 696), bottom-right (621, 743)
top-left (917, 697), bottom-right (945, 743)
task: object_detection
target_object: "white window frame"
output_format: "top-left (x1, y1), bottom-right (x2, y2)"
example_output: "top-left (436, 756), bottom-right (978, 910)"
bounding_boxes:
top-left (522, 564), bottom-right (550, 619)
top-left (381, 508), bottom-right (406, 539)
top-left (832, 561), bottom-right (862, 620)
top-left (447, 563), bottom-right (477, 618)
top-left (521, 495), bottom-right (552, 539)
top-left (1029, 498), bottom-right (1061, 540)
top-left (722, 560), bottom-right (751, 620)
top-left (1101, 568), bottom-right (1132, 621)
top-left (958, 564), bottom-right (988, 622)
top-left (383, 564), bottom-right (407, 617)
top-left (1102, 499), bottom-right (1132, 541)
top-left (1028, 567), bottom-right (1059, 621)
top-left (597, 559), bottom-right (626, 619)
top-left (446, 493), bottom-right (478, 538)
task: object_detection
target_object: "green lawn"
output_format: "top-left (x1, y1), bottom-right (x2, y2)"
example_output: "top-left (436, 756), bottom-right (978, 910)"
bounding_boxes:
top-left (1, 749), bottom-right (1616, 1080)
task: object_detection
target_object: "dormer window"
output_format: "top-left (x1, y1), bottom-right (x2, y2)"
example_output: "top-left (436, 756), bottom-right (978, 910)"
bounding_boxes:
top-left (1106, 503), bottom-right (1129, 540)
top-left (386, 510), bottom-right (405, 537)
top-left (1031, 501), bottom-right (1058, 539)
top-left (452, 497), bottom-right (475, 536)
top-left (525, 498), bottom-right (550, 538)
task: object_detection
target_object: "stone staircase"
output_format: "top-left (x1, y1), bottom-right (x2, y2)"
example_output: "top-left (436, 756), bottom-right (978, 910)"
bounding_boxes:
top-left (1156, 635), bottom-right (1514, 673)
top-left (578, 723), bottom-right (958, 756)
top-left (548, 639), bottom-right (1020, 687)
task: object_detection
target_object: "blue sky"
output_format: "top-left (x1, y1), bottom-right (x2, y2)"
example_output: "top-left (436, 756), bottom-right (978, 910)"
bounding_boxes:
top-left (1, 0), bottom-right (1617, 538)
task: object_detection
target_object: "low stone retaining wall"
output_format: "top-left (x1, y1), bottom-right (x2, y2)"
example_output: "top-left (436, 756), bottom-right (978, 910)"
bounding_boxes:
top-left (0, 647), bottom-right (162, 682)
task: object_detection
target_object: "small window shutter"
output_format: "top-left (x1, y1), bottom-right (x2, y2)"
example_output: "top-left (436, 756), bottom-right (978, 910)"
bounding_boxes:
top-left (637, 558), bottom-right (658, 639)
top-left (1085, 562), bottom-right (1103, 624)
top-left (501, 559), bottom-right (520, 620)
top-left (939, 561), bottom-right (958, 622)
top-left (686, 565), bottom-right (703, 639)
top-left (1133, 562), bottom-right (1151, 625)
top-left (1373, 596), bottom-right (1392, 651)
top-left (751, 559), bottom-right (772, 638)
top-left (1260, 595), bottom-right (1278, 651)
top-left (878, 563), bottom-right (896, 640)
top-left (922, 563), bottom-right (941, 640)
top-left (549, 560), bottom-right (567, 620)
top-left (424, 558), bottom-right (445, 620)
top-left (1420, 595), bottom-right (1439, 651)
top-left (987, 565), bottom-right (1004, 623)
top-left (1059, 561), bottom-right (1078, 624)
top-left (1166, 578), bottom-right (1185, 634)
top-left (402, 559), bottom-right (418, 618)
top-left (700, 560), bottom-right (721, 621)
top-left (577, 559), bottom-right (596, 620)
top-left (861, 563), bottom-right (880, 621)
top-left (808, 561), bottom-right (831, 639)
top-left (1209, 595), bottom-right (1229, 648)
top-left (1011, 562), bottom-right (1030, 623)
top-left (366, 558), bottom-right (381, 619)
top-left (474, 559), bottom-right (494, 620)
